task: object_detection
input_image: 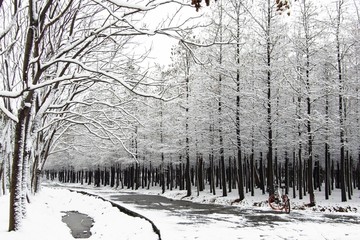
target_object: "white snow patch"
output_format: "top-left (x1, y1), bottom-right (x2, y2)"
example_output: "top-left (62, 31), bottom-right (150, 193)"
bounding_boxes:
top-left (0, 187), bottom-right (157, 240)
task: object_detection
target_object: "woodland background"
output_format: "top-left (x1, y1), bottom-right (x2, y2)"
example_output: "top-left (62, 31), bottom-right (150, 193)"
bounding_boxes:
top-left (0, 0), bottom-right (360, 232)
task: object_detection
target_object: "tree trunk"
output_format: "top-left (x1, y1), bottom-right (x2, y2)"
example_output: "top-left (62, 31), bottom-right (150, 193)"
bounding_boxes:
top-left (357, 156), bottom-right (360, 190)
top-left (259, 153), bottom-right (265, 195)
top-left (0, 160), bottom-right (4, 196)
top-left (292, 151), bottom-right (297, 199)
top-left (306, 43), bottom-right (315, 206)
top-left (228, 157), bottom-right (232, 193)
top-left (250, 154), bottom-right (254, 196)
top-left (170, 163), bottom-right (174, 191)
top-left (161, 162), bottom-right (165, 194)
top-left (235, 0), bottom-right (244, 202)
top-left (95, 167), bottom-right (100, 187)
top-left (185, 49), bottom-right (191, 197)
top-left (110, 166), bottom-right (115, 187)
top-left (347, 156), bottom-right (352, 200)
top-left (335, 0), bottom-right (347, 203)
top-left (298, 97), bottom-right (303, 200)
top-left (210, 154), bottom-right (216, 195)
top-left (285, 154), bottom-right (289, 195)
top-left (9, 106), bottom-right (29, 231)
top-left (198, 156), bottom-right (204, 191)
top-left (266, 0), bottom-right (274, 195)
top-left (185, 153), bottom-right (191, 197)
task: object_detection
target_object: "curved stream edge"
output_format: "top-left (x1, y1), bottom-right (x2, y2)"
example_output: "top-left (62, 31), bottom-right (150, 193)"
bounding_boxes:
top-left (68, 189), bottom-right (162, 240)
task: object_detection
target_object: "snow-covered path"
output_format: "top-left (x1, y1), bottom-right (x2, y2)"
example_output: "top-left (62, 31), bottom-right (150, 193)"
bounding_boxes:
top-left (86, 188), bottom-right (360, 240)
top-left (1, 183), bottom-right (360, 240)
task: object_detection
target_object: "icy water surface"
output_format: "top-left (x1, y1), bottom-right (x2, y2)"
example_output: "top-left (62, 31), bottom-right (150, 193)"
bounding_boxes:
top-left (61, 211), bottom-right (94, 238)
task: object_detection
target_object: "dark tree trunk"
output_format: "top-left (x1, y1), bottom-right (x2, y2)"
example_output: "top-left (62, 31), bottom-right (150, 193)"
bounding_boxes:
top-left (110, 166), bottom-right (115, 188)
top-left (357, 155), bottom-right (360, 190)
top-left (95, 168), bottom-right (100, 187)
top-left (331, 159), bottom-right (334, 191)
top-left (161, 163), bottom-right (165, 194)
top-left (274, 152), bottom-right (278, 185)
top-left (0, 160), bottom-right (4, 195)
top-left (88, 171), bottom-right (92, 185)
top-left (303, 161), bottom-right (307, 197)
top-left (142, 165), bottom-right (146, 189)
top-left (101, 169), bottom-right (104, 186)
top-left (170, 163), bottom-right (174, 191)
top-left (237, 151), bottom-right (244, 200)
top-left (244, 157), bottom-right (249, 193)
top-left (228, 157), bottom-right (232, 193)
top-left (198, 156), bottom-right (204, 191)
top-left (285, 153), bottom-right (289, 195)
top-left (116, 165), bottom-right (120, 188)
top-left (259, 153), bottom-right (265, 195)
top-left (347, 155), bottom-right (352, 200)
top-left (147, 164), bottom-right (152, 190)
top-left (278, 162), bottom-right (282, 188)
top-left (336, 162), bottom-right (341, 189)
top-left (325, 144), bottom-right (330, 199)
top-left (292, 151), bottom-right (296, 199)
top-left (210, 155), bottom-right (216, 195)
top-left (298, 146), bottom-right (303, 200)
top-left (185, 134), bottom-right (191, 197)
top-left (250, 154), bottom-right (254, 196)
top-left (135, 163), bottom-right (140, 190)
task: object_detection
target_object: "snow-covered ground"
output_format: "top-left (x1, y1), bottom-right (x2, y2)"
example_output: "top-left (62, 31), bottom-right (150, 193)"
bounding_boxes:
top-left (1, 182), bottom-right (360, 240)
top-left (0, 186), bottom-right (157, 240)
top-left (87, 185), bottom-right (360, 240)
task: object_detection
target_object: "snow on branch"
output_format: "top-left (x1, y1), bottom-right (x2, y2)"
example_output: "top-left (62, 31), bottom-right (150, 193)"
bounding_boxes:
top-left (105, 0), bottom-right (152, 11)
top-left (104, 0), bottom-right (191, 11)
top-left (0, 100), bottom-right (18, 122)
top-left (40, 57), bottom-right (165, 99)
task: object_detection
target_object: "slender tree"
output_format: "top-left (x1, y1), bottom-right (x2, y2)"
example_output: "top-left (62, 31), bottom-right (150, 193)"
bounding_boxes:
top-left (335, 0), bottom-right (347, 202)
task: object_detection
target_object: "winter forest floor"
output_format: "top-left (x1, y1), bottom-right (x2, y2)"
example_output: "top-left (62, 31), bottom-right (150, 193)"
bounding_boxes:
top-left (1, 181), bottom-right (360, 240)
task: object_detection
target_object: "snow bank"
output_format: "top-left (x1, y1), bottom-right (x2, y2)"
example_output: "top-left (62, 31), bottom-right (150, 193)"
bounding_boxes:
top-left (0, 187), bottom-right (158, 240)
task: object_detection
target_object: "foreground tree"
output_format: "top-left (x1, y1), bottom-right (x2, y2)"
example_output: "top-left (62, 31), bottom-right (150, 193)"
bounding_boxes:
top-left (0, 0), bottom-right (198, 231)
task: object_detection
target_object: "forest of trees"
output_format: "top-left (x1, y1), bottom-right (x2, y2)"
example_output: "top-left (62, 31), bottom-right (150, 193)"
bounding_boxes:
top-left (1, 0), bottom-right (360, 232)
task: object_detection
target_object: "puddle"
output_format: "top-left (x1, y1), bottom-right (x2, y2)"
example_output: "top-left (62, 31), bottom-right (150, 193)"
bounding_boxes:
top-left (61, 211), bottom-right (94, 238)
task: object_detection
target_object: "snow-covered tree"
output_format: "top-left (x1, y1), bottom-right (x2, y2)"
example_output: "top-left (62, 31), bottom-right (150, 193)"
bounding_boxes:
top-left (0, 0), bottom-right (202, 231)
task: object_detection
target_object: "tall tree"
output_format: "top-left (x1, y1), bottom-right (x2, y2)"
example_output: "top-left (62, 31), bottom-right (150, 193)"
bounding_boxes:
top-left (232, 0), bottom-right (245, 201)
top-left (335, 0), bottom-right (347, 202)
top-left (265, 0), bottom-right (274, 195)
top-left (300, 0), bottom-right (316, 206)
top-left (217, 0), bottom-right (227, 197)
top-left (184, 47), bottom-right (192, 197)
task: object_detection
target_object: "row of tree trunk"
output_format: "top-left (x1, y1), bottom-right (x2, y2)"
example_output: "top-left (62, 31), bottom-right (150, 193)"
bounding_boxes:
top-left (46, 153), bottom-right (360, 200)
